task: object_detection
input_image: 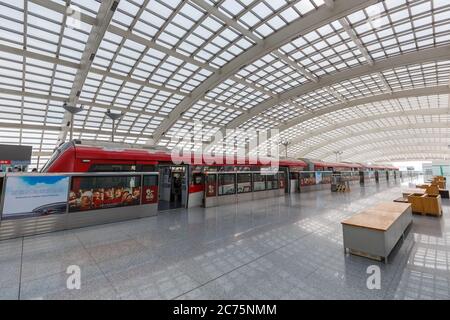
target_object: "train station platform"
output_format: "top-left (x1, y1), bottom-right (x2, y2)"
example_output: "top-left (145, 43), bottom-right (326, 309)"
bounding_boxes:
top-left (1, 179), bottom-right (449, 300)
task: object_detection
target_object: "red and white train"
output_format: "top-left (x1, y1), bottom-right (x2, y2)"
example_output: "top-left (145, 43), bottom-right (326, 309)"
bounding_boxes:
top-left (42, 140), bottom-right (399, 209)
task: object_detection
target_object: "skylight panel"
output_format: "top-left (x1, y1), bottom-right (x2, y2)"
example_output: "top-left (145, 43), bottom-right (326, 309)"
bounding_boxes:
top-left (221, 0), bottom-right (245, 17)
top-left (240, 10), bottom-right (260, 28)
top-left (295, 0), bottom-right (315, 15)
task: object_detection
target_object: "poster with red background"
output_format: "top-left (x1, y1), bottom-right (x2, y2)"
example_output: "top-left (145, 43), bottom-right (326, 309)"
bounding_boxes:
top-left (142, 185), bottom-right (158, 204)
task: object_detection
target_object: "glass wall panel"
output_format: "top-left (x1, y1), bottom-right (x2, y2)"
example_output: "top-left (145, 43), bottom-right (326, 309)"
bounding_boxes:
top-left (253, 173), bottom-right (266, 191)
top-left (218, 173), bottom-right (236, 195)
top-left (237, 173), bottom-right (252, 193)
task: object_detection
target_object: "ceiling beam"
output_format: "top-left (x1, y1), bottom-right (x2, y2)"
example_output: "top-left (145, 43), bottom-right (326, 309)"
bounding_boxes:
top-left (341, 146), bottom-right (450, 163)
top-left (222, 86), bottom-right (450, 155)
top-left (318, 134), bottom-right (450, 160)
top-left (213, 86), bottom-right (450, 155)
top-left (369, 152), bottom-right (450, 162)
top-left (272, 51), bottom-right (318, 83)
top-left (298, 122), bottom-right (450, 157)
top-left (28, 0), bottom-right (216, 73)
top-left (0, 44), bottom-right (80, 69)
top-left (152, 0), bottom-right (377, 143)
top-left (376, 72), bottom-right (392, 94)
top-left (28, 0), bottom-right (96, 24)
top-left (0, 88), bottom-right (169, 119)
top-left (286, 95), bottom-right (450, 147)
top-left (279, 85), bottom-right (450, 134)
top-left (324, 86), bottom-right (347, 103)
top-left (0, 121), bottom-right (153, 139)
top-left (339, 17), bottom-right (373, 65)
top-left (0, 44), bottom-right (189, 97)
top-left (190, 0), bottom-right (259, 43)
top-left (57, 0), bottom-right (119, 145)
top-left (107, 25), bottom-right (216, 73)
top-left (230, 76), bottom-right (276, 97)
top-left (224, 44), bottom-right (450, 133)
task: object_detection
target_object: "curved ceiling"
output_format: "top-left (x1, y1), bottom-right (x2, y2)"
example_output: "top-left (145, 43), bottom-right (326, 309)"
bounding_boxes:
top-left (0, 0), bottom-right (449, 168)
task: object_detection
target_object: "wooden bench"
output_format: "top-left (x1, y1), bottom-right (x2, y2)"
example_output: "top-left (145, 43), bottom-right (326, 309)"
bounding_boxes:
top-left (402, 188), bottom-right (425, 198)
top-left (394, 197), bottom-right (409, 203)
top-left (439, 189), bottom-right (449, 199)
top-left (407, 193), bottom-right (443, 216)
top-left (341, 202), bottom-right (412, 263)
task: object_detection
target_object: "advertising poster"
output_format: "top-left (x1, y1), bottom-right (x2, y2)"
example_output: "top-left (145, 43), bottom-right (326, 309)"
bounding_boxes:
top-left (315, 172), bottom-right (323, 184)
top-left (219, 183), bottom-right (235, 195)
top-left (300, 172), bottom-right (316, 186)
top-left (206, 179), bottom-right (216, 197)
top-left (2, 176), bottom-right (69, 220)
top-left (279, 177), bottom-right (285, 189)
top-left (142, 185), bottom-right (158, 204)
top-left (237, 182), bottom-right (251, 193)
top-left (69, 176), bottom-right (141, 212)
top-left (253, 181), bottom-right (266, 191)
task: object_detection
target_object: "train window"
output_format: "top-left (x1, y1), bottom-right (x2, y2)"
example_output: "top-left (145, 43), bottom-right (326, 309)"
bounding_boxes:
top-left (136, 165), bottom-right (156, 172)
top-left (192, 173), bottom-right (203, 185)
top-left (88, 164), bottom-right (135, 172)
top-left (237, 173), bottom-right (252, 193)
top-left (218, 173), bottom-right (236, 196)
top-left (253, 173), bottom-right (266, 191)
top-left (278, 172), bottom-right (285, 189)
top-left (273, 174), bottom-right (279, 189)
top-left (143, 175), bottom-right (158, 187)
top-left (205, 175), bottom-right (217, 197)
top-left (266, 174), bottom-right (278, 189)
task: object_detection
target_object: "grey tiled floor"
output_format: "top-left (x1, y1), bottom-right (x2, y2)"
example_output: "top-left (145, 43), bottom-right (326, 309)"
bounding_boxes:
top-left (1, 178), bottom-right (450, 300)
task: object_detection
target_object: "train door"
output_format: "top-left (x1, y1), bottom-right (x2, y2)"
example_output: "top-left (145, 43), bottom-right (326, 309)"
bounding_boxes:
top-left (188, 166), bottom-right (205, 208)
top-left (158, 165), bottom-right (188, 211)
top-left (279, 166), bottom-right (289, 193)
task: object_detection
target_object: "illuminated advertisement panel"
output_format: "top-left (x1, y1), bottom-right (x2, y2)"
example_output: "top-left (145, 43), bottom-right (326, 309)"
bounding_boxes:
top-left (2, 176), bottom-right (69, 220)
top-left (300, 172), bottom-right (316, 186)
top-left (141, 175), bottom-right (158, 204)
top-left (315, 172), bottom-right (323, 184)
top-left (69, 175), bottom-right (141, 212)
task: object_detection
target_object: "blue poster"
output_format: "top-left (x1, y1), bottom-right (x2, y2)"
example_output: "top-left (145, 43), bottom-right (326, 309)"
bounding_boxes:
top-left (2, 175), bottom-right (69, 220)
top-left (315, 171), bottom-right (323, 184)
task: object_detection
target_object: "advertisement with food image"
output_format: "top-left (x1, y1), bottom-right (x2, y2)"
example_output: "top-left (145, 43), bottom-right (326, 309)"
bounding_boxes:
top-left (69, 175), bottom-right (141, 212)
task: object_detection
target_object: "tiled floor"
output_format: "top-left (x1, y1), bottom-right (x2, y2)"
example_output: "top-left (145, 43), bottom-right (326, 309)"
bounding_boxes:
top-left (1, 178), bottom-right (449, 300)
